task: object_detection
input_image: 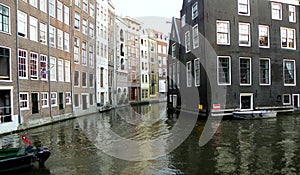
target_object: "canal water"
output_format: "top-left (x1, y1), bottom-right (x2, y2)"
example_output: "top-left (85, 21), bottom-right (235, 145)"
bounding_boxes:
top-left (0, 103), bottom-right (299, 175)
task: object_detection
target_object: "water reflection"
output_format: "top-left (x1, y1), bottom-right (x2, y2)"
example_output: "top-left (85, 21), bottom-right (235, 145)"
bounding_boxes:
top-left (0, 103), bottom-right (299, 174)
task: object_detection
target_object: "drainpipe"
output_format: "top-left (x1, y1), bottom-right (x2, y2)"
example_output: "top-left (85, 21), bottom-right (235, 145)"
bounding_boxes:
top-left (47, 0), bottom-right (52, 118)
top-left (16, 0), bottom-right (21, 124)
top-left (69, 2), bottom-right (74, 115)
top-left (113, 13), bottom-right (117, 107)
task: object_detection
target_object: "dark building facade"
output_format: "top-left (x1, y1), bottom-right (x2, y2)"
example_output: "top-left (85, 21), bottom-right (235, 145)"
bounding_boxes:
top-left (168, 0), bottom-right (300, 116)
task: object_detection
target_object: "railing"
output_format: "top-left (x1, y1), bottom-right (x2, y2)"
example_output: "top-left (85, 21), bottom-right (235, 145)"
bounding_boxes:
top-left (0, 106), bottom-right (12, 123)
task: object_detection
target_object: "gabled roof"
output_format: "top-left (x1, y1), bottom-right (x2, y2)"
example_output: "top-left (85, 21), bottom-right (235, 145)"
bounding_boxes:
top-left (171, 17), bottom-right (181, 45)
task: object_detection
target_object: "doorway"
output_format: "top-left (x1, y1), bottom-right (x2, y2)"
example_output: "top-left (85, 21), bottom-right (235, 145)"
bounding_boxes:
top-left (31, 93), bottom-right (39, 114)
top-left (292, 94), bottom-right (299, 109)
top-left (59, 92), bottom-right (64, 110)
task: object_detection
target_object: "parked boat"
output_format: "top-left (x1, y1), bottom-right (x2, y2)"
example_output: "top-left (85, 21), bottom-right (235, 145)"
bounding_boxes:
top-left (232, 110), bottom-right (277, 120)
top-left (0, 134), bottom-right (51, 173)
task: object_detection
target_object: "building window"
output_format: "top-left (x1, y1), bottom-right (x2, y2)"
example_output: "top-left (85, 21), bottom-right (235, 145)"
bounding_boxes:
top-left (216, 20), bottom-right (230, 45)
top-left (74, 13), bottom-right (80, 30)
top-left (89, 45), bottom-right (94, 67)
top-left (18, 11), bottom-right (27, 37)
top-left (82, 94), bottom-right (88, 110)
top-left (65, 60), bottom-right (70, 82)
top-left (238, 0), bottom-right (250, 16)
top-left (18, 49), bottom-right (27, 79)
top-left (64, 32), bottom-right (69, 52)
top-left (239, 22), bottom-right (251, 47)
top-left (30, 52), bottom-right (38, 80)
top-left (58, 59), bottom-right (63, 82)
top-left (177, 61), bottom-right (180, 89)
top-left (40, 22), bottom-right (47, 45)
top-left (289, 5), bottom-right (296, 23)
top-left (181, 14), bottom-right (185, 27)
top-left (20, 93), bottom-right (29, 110)
top-left (89, 73), bottom-right (94, 88)
top-left (240, 93), bottom-right (253, 110)
top-left (40, 55), bottom-right (47, 80)
top-left (192, 2), bottom-right (198, 20)
top-left (217, 56), bottom-right (231, 85)
top-left (185, 31), bottom-right (191, 53)
top-left (74, 37), bottom-right (80, 63)
top-left (57, 29), bottom-right (63, 50)
top-left (186, 61), bottom-right (192, 87)
top-left (168, 64), bottom-right (172, 88)
top-left (66, 92), bottom-right (71, 105)
top-left (173, 95), bottom-right (177, 108)
top-left (82, 72), bottom-right (87, 87)
top-left (75, 0), bottom-right (80, 7)
top-left (74, 94), bottom-right (79, 107)
top-left (83, 0), bottom-right (88, 12)
top-left (0, 47), bottom-right (10, 81)
top-left (90, 3), bottom-right (94, 18)
top-left (259, 58), bottom-right (271, 85)
top-left (89, 94), bottom-right (93, 105)
top-left (271, 2), bottom-right (282, 20)
top-left (40, 0), bottom-right (47, 13)
top-left (240, 57), bottom-right (251, 85)
top-left (0, 4), bottom-right (9, 33)
top-left (74, 71), bottom-right (79, 86)
top-left (51, 92), bottom-right (57, 106)
top-left (193, 24), bottom-right (199, 49)
top-left (281, 27), bottom-right (296, 49)
top-left (259, 25), bottom-right (269, 48)
top-left (64, 5), bottom-right (69, 25)
top-left (41, 92), bottom-right (48, 107)
top-left (29, 0), bottom-right (37, 8)
top-left (194, 58), bottom-right (200, 86)
top-left (283, 59), bottom-right (296, 86)
top-left (29, 16), bottom-right (38, 41)
top-left (50, 57), bottom-right (56, 81)
top-left (282, 94), bottom-right (291, 105)
top-left (89, 22), bottom-right (94, 38)
top-left (82, 18), bottom-right (87, 35)
top-left (49, 0), bottom-right (55, 18)
top-left (172, 43), bottom-right (176, 58)
top-left (172, 63), bottom-right (176, 88)
top-left (82, 41), bottom-right (87, 65)
top-left (49, 25), bottom-right (56, 48)
top-left (57, 1), bottom-right (63, 22)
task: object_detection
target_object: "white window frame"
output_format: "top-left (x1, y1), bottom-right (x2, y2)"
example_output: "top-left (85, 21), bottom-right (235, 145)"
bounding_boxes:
top-left (49, 25), bottom-right (56, 48)
top-left (238, 0), bottom-right (250, 16)
top-left (49, 0), bottom-right (55, 18)
top-left (90, 2), bottom-right (94, 18)
top-left (186, 61), bottom-right (192, 87)
top-left (216, 20), bottom-right (230, 45)
top-left (194, 58), bottom-right (200, 87)
top-left (259, 58), bottom-right (271, 86)
top-left (66, 92), bottom-right (71, 105)
top-left (193, 24), bottom-right (199, 49)
top-left (51, 92), bottom-right (57, 106)
top-left (192, 2), bottom-right (198, 20)
top-left (82, 18), bottom-right (88, 35)
top-left (173, 95), bottom-right (177, 108)
top-left (172, 43), bottom-right (176, 58)
top-left (65, 60), bottom-right (70, 82)
top-left (50, 57), bottom-right (56, 81)
top-left (64, 5), bottom-right (69, 25)
top-left (57, 59), bottom-right (63, 82)
top-left (57, 29), bottom-right (63, 50)
top-left (82, 41), bottom-right (87, 65)
top-left (185, 31), bottom-right (191, 53)
top-left (289, 5), bottom-right (296, 23)
top-left (39, 0), bottom-right (47, 13)
top-left (30, 52), bottom-right (38, 80)
top-left (40, 54), bottom-right (48, 80)
top-left (20, 92), bottom-right (29, 110)
top-left (18, 49), bottom-right (28, 79)
top-left (181, 14), bottom-right (186, 27)
top-left (217, 56), bottom-right (231, 85)
top-left (89, 45), bottom-right (94, 67)
top-left (258, 25), bottom-right (269, 48)
top-left (64, 32), bottom-right (69, 52)
top-left (29, 16), bottom-right (38, 42)
top-left (41, 92), bottom-right (48, 107)
top-left (89, 22), bottom-right (94, 38)
top-left (281, 27), bottom-right (296, 50)
top-left (29, 0), bottom-right (37, 8)
top-left (18, 10), bottom-right (27, 38)
top-left (74, 37), bottom-right (80, 64)
top-left (282, 94), bottom-right (291, 105)
top-left (0, 4), bottom-right (10, 34)
top-left (271, 2), bottom-right (282, 20)
top-left (239, 22), bottom-right (251, 47)
top-left (57, 1), bottom-right (63, 22)
top-left (83, 0), bottom-right (88, 12)
top-left (74, 12), bottom-right (80, 30)
top-left (239, 57), bottom-right (252, 86)
top-left (40, 22), bottom-right (47, 45)
top-left (283, 59), bottom-right (296, 86)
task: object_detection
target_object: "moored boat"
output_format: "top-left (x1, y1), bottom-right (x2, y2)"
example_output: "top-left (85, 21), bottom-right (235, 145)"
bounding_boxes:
top-left (232, 110), bottom-right (277, 120)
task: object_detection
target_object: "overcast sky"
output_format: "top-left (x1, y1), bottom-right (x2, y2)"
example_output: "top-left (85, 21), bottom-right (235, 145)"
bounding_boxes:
top-left (112, 0), bottom-right (182, 18)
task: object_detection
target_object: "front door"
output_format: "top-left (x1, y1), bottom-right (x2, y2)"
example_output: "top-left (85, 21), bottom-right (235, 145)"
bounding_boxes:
top-left (32, 93), bottom-right (39, 114)
top-left (59, 92), bottom-right (64, 110)
top-left (293, 94), bottom-right (299, 108)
